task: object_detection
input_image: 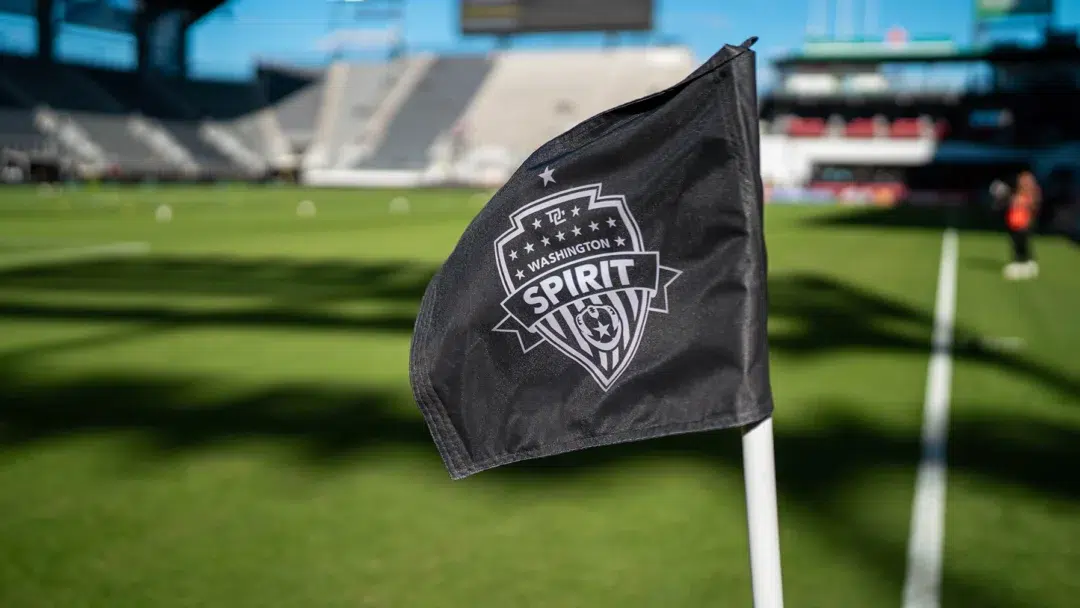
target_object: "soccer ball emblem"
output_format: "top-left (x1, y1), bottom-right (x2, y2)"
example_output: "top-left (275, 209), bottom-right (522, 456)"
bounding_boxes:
top-left (574, 304), bottom-right (622, 352)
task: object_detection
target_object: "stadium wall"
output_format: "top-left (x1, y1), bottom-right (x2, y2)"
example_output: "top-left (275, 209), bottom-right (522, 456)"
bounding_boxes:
top-left (761, 136), bottom-right (940, 186)
top-left (301, 164), bottom-right (511, 188)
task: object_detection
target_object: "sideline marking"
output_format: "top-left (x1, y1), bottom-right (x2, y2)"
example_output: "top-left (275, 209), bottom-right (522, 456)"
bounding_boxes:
top-left (902, 228), bottom-right (958, 608)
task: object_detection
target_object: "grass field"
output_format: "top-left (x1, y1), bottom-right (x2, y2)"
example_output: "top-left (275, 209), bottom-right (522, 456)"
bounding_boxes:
top-left (0, 184), bottom-right (1076, 607)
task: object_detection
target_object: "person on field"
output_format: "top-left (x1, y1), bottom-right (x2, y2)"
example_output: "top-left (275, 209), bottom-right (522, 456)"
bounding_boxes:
top-left (1003, 170), bottom-right (1040, 280)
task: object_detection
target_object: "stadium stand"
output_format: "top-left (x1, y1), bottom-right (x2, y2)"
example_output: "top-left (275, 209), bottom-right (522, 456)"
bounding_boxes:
top-left (257, 63), bottom-right (324, 157)
top-left (0, 5), bottom-right (711, 188)
top-left (0, 45), bottom-right (279, 177)
top-left (156, 119), bottom-right (235, 168)
top-left (351, 55), bottom-right (491, 171)
top-left (301, 47), bottom-right (695, 186)
top-left (336, 55), bottom-right (435, 169)
top-left (5, 20), bottom-right (1073, 194)
top-left (63, 112), bottom-right (163, 169)
top-left (0, 108), bottom-right (48, 155)
top-left (304, 58), bottom-right (412, 169)
top-left (459, 47), bottom-right (693, 166)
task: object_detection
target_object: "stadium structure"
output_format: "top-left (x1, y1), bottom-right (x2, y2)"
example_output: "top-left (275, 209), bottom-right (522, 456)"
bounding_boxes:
top-left (0, 0), bottom-right (1078, 219)
top-left (761, 1), bottom-right (1080, 226)
top-left (0, 0), bottom-right (693, 187)
top-left (0, 5), bottom-right (1077, 605)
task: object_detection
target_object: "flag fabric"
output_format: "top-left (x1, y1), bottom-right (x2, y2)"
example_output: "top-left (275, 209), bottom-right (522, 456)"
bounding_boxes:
top-left (409, 38), bottom-right (773, 479)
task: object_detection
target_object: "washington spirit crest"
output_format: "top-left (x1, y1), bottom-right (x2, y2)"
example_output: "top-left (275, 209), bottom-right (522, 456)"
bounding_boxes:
top-left (493, 184), bottom-right (681, 390)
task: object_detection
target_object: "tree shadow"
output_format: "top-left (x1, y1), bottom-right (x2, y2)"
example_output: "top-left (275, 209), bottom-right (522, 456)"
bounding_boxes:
top-left (491, 402), bottom-right (1078, 503)
top-left (767, 273), bottom-right (929, 354)
top-left (485, 272), bottom-right (1077, 606)
top-left (492, 402), bottom-right (1074, 608)
top-left (804, 203), bottom-right (1080, 246)
top-left (0, 256), bottom-right (440, 335)
top-left (802, 204), bottom-right (977, 233)
top-left (0, 301), bottom-right (421, 334)
top-left (0, 371), bottom-right (432, 465)
top-left (0, 255), bottom-right (439, 303)
top-left (2, 268), bottom-right (1074, 468)
top-left (0, 265), bottom-right (1075, 605)
top-left (0, 368), bottom-right (1068, 607)
top-left (765, 273), bottom-right (1080, 400)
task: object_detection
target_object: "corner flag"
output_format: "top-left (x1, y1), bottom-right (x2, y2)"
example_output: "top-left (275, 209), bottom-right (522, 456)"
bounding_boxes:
top-left (411, 37), bottom-right (784, 607)
top-left (410, 38), bottom-right (773, 479)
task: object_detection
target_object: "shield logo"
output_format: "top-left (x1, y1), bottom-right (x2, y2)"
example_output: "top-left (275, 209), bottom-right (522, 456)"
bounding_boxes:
top-left (493, 184), bottom-right (680, 390)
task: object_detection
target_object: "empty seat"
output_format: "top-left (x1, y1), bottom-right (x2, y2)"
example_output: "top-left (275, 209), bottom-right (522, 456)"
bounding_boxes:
top-left (845, 118), bottom-right (876, 138)
top-left (273, 79), bottom-right (323, 150)
top-left (787, 117), bottom-right (826, 137)
top-left (157, 119), bottom-right (237, 169)
top-left (459, 47), bottom-right (694, 161)
top-left (890, 118), bottom-right (922, 138)
top-left (67, 112), bottom-right (167, 170)
top-left (356, 57), bottom-right (493, 170)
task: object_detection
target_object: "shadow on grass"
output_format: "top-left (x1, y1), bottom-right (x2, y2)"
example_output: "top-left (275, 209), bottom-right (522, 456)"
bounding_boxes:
top-left (496, 403), bottom-right (1074, 608)
top-left (495, 402), bottom-right (1078, 501)
top-left (0, 371), bottom-right (1070, 607)
top-left (0, 256), bottom-right (439, 336)
top-left (801, 204), bottom-right (980, 233)
top-left (802, 203), bottom-right (1056, 234)
top-left (0, 255), bottom-right (439, 303)
top-left (1, 266), bottom-right (1075, 462)
top-left (0, 372), bottom-right (431, 463)
top-left (767, 274), bottom-right (1080, 400)
top-left (0, 255), bottom-right (1076, 606)
top-left (804, 203), bottom-right (1080, 246)
top-left (1, 256), bottom-right (1073, 401)
top-left (0, 300), bottom-right (422, 334)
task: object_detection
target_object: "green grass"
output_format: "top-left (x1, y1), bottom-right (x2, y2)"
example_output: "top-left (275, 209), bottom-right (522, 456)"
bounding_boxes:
top-left (0, 185), bottom-right (1076, 607)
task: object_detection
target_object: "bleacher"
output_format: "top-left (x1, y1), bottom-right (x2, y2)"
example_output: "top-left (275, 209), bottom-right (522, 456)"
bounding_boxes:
top-left (1, 42), bottom-right (973, 186)
top-left (769, 114), bottom-right (948, 139)
top-left (64, 111), bottom-right (165, 170)
top-left (5, 43), bottom-right (1011, 186)
top-left (354, 55), bottom-right (492, 170)
top-left (318, 59), bottom-right (408, 168)
top-left (0, 52), bottom-right (285, 179)
top-left (0, 45), bottom-right (739, 184)
top-left (260, 65), bottom-right (324, 155)
top-left (459, 48), bottom-right (693, 164)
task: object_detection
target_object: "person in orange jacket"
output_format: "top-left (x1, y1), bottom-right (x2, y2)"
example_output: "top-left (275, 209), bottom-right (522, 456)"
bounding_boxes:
top-left (1003, 170), bottom-right (1040, 280)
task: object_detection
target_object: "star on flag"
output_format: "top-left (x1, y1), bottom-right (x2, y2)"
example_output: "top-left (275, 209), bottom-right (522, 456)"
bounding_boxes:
top-left (539, 166), bottom-right (555, 186)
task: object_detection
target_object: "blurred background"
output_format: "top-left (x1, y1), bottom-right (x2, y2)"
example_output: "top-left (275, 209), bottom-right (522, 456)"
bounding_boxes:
top-left (0, 1), bottom-right (1077, 607)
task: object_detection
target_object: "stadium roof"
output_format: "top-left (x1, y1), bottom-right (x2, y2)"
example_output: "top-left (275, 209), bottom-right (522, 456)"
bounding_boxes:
top-left (144, 0), bottom-right (226, 22)
top-left (774, 38), bottom-right (1080, 68)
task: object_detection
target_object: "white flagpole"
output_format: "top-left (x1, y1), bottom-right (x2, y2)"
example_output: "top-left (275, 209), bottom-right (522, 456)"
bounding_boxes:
top-left (743, 416), bottom-right (785, 607)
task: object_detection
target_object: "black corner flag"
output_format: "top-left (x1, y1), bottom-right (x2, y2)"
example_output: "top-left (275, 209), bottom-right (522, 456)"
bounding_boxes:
top-left (410, 39), bottom-right (773, 480)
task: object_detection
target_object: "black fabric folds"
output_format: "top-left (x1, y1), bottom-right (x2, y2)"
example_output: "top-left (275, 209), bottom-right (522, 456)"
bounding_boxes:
top-left (409, 39), bottom-right (773, 479)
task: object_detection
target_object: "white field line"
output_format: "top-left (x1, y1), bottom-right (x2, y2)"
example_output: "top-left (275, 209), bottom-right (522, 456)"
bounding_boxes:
top-left (0, 241), bottom-right (151, 271)
top-left (902, 228), bottom-right (958, 608)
